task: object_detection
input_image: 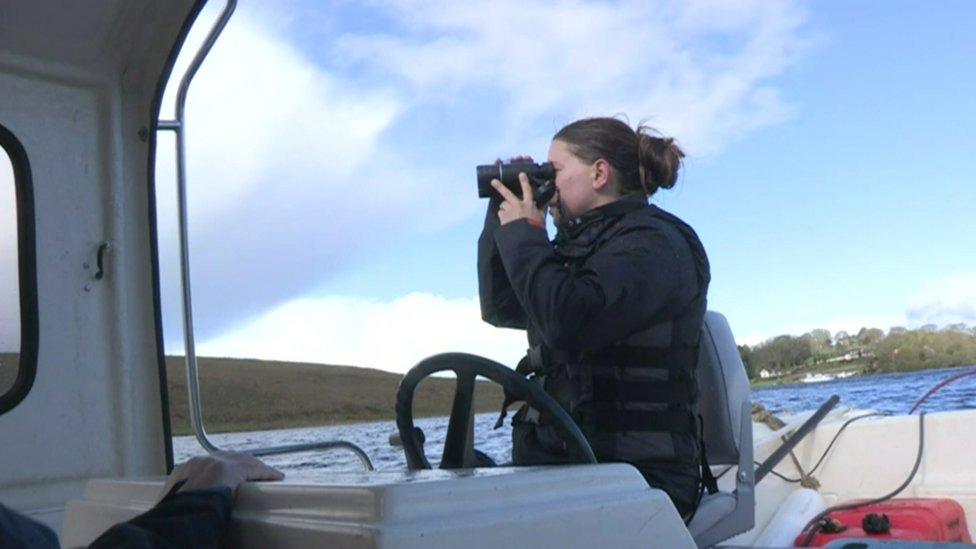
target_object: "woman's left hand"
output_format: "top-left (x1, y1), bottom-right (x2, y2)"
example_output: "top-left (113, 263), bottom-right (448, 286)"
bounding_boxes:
top-left (491, 173), bottom-right (546, 227)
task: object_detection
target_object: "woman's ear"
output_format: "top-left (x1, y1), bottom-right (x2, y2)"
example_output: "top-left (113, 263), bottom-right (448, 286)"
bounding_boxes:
top-left (591, 159), bottom-right (612, 191)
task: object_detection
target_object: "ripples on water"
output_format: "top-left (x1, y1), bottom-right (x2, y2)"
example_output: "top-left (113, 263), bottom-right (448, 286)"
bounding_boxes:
top-left (173, 365), bottom-right (976, 474)
top-left (752, 365), bottom-right (976, 415)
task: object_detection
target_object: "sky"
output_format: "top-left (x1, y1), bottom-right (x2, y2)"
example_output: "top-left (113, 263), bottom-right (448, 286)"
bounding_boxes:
top-left (2, 0), bottom-right (975, 373)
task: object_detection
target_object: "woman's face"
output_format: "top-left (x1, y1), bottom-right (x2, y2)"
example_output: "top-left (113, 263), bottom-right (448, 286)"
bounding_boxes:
top-left (547, 139), bottom-right (597, 224)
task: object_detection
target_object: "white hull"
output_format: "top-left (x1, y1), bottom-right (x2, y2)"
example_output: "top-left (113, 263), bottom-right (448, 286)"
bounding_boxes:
top-left (59, 407), bottom-right (976, 547)
top-left (731, 407), bottom-right (975, 546)
top-left (64, 465), bottom-right (693, 549)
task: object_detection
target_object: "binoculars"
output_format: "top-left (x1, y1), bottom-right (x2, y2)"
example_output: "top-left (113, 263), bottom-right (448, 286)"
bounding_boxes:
top-left (476, 161), bottom-right (556, 208)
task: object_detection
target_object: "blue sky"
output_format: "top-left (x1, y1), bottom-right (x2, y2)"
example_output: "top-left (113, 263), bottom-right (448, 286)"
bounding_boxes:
top-left (134, 0), bottom-right (976, 372)
top-left (677, 1), bottom-right (976, 340)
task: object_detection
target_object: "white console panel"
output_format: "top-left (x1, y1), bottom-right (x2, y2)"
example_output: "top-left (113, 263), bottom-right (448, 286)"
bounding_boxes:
top-left (63, 464), bottom-right (694, 548)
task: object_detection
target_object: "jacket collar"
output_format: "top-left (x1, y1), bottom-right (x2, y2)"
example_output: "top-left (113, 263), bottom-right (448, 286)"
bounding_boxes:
top-left (556, 192), bottom-right (647, 239)
top-left (554, 193), bottom-right (649, 255)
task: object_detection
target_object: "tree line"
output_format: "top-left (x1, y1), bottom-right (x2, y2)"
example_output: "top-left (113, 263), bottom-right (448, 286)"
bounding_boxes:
top-left (737, 324), bottom-right (976, 379)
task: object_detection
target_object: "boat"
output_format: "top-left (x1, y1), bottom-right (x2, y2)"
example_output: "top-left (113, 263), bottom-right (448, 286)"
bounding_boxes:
top-left (2, 1), bottom-right (973, 547)
top-left (801, 371), bottom-right (857, 384)
top-left (802, 373), bottom-right (835, 384)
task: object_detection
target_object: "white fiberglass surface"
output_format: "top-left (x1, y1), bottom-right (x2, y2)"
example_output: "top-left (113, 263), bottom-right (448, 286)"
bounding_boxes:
top-left (0, 0), bottom-right (193, 520)
top-left (63, 464), bottom-right (694, 549)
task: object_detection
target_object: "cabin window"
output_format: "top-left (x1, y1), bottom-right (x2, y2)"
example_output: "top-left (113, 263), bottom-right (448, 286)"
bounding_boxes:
top-left (0, 125), bottom-right (38, 414)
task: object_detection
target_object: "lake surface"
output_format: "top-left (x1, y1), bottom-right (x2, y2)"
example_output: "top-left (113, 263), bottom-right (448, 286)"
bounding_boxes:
top-left (173, 365), bottom-right (976, 474)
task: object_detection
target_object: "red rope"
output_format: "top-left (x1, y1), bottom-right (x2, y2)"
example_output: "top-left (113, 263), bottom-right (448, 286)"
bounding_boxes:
top-left (908, 368), bottom-right (976, 414)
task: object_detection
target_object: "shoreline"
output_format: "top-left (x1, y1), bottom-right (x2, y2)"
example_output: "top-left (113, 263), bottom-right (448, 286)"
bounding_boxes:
top-left (170, 409), bottom-right (494, 437)
top-left (176, 363), bottom-right (976, 436)
top-left (750, 362), bottom-right (976, 389)
top-left (749, 362), bottom-right (867, 388)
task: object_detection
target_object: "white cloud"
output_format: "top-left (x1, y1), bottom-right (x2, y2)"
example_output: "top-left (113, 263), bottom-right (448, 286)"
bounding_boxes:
top-left (197, 292), bottom-right (528, 374)
top-left (906, 273), bottom-right (976, 327)
top-left (155, 0), bottom-right (816, 351)
top-left (203, 268), bottom-right (975, 369)
top-left (159, 12), bottom-right (403, 222)
top-left (334, 0), bottom-right (811, 155)
top-left (739, 273), bottom-right (976, 346)
top-left (155, 9), bottom-right (481, 340)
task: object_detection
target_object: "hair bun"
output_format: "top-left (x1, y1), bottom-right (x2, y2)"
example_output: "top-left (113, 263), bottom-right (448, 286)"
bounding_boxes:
top-left (637, 126), bottom-right (684, 196)
top-left (552, 116), bottom-right (684, 197)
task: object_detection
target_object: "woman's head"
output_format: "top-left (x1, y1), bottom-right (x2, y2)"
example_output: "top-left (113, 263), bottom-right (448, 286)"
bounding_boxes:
top-left (547, 117), bottom-right (684, 223)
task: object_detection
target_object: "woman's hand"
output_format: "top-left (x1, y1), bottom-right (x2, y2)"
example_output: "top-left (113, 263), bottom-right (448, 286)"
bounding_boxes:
top-left (491, 173), bottom-right (546, 227)
top-left (160, 451), bottom-right (285, 500)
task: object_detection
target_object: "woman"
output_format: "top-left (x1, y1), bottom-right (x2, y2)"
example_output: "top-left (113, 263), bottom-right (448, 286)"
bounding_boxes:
top-left (478, 117), bottom-right (710, 517)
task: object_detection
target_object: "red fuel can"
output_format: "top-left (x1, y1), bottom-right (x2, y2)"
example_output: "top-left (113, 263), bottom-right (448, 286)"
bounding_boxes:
top-left (796, 498), bottom-right (971, 546)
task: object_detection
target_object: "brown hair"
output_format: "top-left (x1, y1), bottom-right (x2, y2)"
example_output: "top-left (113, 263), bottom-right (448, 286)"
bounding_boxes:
top-left (553, 117), bottom-right (684, 196)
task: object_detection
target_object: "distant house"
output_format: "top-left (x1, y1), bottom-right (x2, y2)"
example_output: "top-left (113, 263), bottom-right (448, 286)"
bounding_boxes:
top-left (825, 348), bottom-right (873, 363)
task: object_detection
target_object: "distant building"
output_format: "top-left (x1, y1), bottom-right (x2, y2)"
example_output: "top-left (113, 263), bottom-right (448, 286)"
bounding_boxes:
top-left (825, 348), bottom-right (873, 363)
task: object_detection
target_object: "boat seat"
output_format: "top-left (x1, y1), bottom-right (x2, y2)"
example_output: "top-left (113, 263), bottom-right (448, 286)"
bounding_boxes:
top-left (687, 311), bottom-right (755, 547)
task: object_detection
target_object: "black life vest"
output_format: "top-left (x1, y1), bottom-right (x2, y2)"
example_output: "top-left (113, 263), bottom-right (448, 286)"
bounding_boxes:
top-left (535, 202), bottom-right (709, 468)
top-left (573, 314), bottom-right (703, 466)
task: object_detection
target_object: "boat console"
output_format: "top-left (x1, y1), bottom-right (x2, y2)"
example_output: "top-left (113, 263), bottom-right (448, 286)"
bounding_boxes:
top-left (63, 465), bottom-right (695, 548)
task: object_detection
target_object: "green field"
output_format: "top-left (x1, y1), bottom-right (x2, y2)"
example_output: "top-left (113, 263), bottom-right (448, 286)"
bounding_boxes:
top-left (165, 356), bottom-right (505, 436)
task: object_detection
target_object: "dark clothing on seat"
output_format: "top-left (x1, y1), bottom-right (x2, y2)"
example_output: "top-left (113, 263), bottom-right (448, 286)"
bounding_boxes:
top-left (88, 486), bottom-right (232, 548)
top-left (0, 486), bottom-right (232, 549)
top-left (478, 193), bottom-right (710, 516)
top-left (0, 503), bottom-right (58, 549)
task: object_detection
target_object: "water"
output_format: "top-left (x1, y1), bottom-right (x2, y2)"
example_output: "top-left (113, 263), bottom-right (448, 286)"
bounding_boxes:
top-left (750, 365), bottom-right (976, 415)
top-left (173, 365), bottom-right (976, 474)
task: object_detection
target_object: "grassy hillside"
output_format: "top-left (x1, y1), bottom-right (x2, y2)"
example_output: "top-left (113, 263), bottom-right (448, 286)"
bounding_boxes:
top-left (166, 356), bottom-right (505, 436)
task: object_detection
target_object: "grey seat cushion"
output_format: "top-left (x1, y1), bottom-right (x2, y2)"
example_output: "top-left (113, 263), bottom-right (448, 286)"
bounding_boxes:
top-left (688, 491), bottom-right (737, 537)
top-left (697, 311), bottom-right (751, 465)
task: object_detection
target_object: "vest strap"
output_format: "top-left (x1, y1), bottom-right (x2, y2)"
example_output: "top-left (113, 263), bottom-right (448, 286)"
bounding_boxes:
top-left (592, 378), bottom-right (695, 404)
top-left (593, 406), bottom-right (696, 434)
top-left (698, 414), bottom-right (719, 495)
top-left (589, 345), bottom-right (698, 375)
top-left (589, 346), bottom-right (672, 369)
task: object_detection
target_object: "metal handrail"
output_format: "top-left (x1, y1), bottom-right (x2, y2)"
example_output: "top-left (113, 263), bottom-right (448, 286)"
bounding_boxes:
top-left (157, 0), bottom-right (373, 471)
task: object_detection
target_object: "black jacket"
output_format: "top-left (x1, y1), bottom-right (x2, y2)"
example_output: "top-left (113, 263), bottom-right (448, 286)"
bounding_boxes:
top-left (480, 194), bottom-right (708, 349)
top-left (478, 192), bottom-right (710, 514)
top-left (0, 487), bottom-right (232, 549)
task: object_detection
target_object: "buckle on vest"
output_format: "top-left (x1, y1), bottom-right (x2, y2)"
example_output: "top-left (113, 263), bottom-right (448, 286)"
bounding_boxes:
top-left (494, 353), bottom-right (546, 429)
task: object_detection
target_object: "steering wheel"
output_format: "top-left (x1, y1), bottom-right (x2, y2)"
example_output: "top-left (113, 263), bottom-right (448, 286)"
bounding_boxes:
top-left (395, 352), bottom-right (597, 469)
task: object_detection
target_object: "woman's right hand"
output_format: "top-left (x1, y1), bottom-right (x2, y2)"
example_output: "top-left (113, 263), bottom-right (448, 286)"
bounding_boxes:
top-left (487, 155), bottom-right (536, 214)
top-left (491, 174), bottom-right (547, 227)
